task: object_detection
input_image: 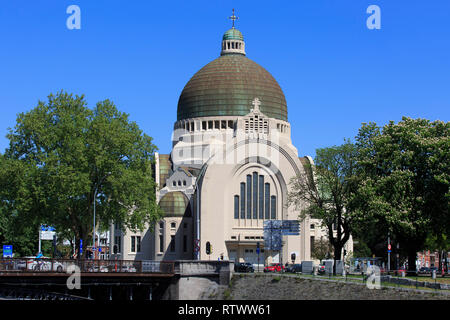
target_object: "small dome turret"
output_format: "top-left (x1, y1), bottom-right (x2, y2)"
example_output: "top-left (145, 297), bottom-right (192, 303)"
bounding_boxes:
top-left (221, 9), bottom-right (245, 56)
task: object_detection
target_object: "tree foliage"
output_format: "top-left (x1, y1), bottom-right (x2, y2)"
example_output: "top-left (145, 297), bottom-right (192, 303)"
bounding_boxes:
top-left (355, 117), bottom-right (450, 271)
top-left (311, 237), bottom-right (334, 261)
top-left (0, 91), bottom-right (162, 257)
top-left (288, 140), bottom-right (359, 271)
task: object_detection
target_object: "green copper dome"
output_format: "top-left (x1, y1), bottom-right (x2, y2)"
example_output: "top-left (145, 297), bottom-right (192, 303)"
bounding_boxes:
top-left (177, 54), bottom-right (288, 121)
top-left (223, 28), bottom-right (243, 41)
top-left (159, 191), bottom-right (190, 217)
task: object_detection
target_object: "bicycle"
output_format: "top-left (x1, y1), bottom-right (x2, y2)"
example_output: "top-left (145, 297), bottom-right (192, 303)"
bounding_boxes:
top-left (33, 259), bottom-right (50, 271)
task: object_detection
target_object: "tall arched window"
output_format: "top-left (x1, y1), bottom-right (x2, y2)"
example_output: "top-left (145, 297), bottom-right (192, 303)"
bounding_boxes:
top-left (234, 195), bottom-right (239, 219)
top-left (258, 175), bottom-right (264, 219)
top-left (234, 174), bottom-right (277, 221)
top-left (265, 183), bottom-right (270, 219)
top-left (271, 195), bottom-right (277, 219)
top-left (240, 182), bottom-right (245, 219)
top-left (252, 172), bottom-right (258, 219)
top-left (246, 175), bottom-right (252, 219)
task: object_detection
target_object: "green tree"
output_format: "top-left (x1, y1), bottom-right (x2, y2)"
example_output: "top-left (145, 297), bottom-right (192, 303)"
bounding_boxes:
top-left (311, 237), bottom-right (334, 261)
top-left (425, 233), bottom-right (450, 271)
top-left (288, 141), bottom-right (359, 274)
top-left (355, 117), bottom-right (449, 272)
top-left (1, 91), bottom-right (162, 257)
top-left (0, 154), bottom-right (40, 256)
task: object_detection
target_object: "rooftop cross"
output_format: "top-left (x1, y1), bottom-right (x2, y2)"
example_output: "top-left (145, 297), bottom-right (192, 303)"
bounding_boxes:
top-left (229, 8), bottom-right (239, 28)
top-left (251, 97), bottom-right (261, 113)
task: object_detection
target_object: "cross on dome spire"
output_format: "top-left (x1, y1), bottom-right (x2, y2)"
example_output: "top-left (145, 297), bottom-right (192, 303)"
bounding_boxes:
top-left (251, 97), bottom-right (261, 113)
top-left (229, 8), bottom-right (239, 28)
top-left (221, 9), bottom-right (245, 56)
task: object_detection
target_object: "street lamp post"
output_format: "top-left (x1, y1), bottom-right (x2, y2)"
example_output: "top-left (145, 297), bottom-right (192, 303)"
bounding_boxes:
top-left (93, 173), bottom-right (111, 259)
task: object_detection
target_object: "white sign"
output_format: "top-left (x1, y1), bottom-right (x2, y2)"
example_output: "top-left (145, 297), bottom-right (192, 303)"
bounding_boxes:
top-left (40, 230), bottom-right (56, 240)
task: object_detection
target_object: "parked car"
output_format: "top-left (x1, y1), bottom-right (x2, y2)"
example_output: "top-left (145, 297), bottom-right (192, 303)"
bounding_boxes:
top-left (264, 263), bottom-right (284, 273)
top-left (318, 263), bottom-right (326, 275)
top-left (418, 267), bottom-right (430, 275)
top-left (120, 265), bottom-right (137, 272)
top-left (285, 264), bottom-right (302, 273)
top-left (84, 263), bottom-right (109, 272)
top-left (394, 267), bottom-right (406, 276)
top-left (234, 262), bottom-right (255, 273)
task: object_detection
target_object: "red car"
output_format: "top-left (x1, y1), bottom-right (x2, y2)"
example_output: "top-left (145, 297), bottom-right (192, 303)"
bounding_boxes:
top-left (264, 263), bottom-right (285, 273)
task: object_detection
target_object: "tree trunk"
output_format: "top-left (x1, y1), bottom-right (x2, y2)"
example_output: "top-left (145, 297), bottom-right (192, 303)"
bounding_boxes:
top-left (407, 249), bottom-right (417, 274)
top-left (333, 244), bottom-right (342, 275)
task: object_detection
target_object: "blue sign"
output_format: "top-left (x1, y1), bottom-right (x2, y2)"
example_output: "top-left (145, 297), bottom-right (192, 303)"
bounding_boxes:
top-left (263, 220), bottom-right (301, 250)
top-left (40, 225), bottom-right (56, 231)
top-left (263, 221), bottom-right (283, 251)
top-left (281, 220), bottom-right (300, 235)
top-left (3, 245), bottom-right (13, 258)
top-left (79, 239), bottom-right (83, 255)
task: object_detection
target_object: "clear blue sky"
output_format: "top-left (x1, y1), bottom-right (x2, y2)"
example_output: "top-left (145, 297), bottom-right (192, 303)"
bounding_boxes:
top-left (1, 1), bottom-right (449, 158)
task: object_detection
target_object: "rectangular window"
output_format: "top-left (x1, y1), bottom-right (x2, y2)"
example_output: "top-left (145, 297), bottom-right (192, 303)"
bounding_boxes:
top-left (246, 175), bottom-right (252, 219)
top-left (130, 236), bottom-right (141, 253)
top-left (202, 121), bottom-right (207, 130)
top-left (252, 172), bottom-right (258, 219)
top-left (131, 236), bottom-right (136, 253)
top-left (265, 183), bottom-right (270, 219)
top-left (271, 196), bottom-right (276, 219)
top-left (137, 236), bottom-right (141, 253)
top-left (234, 195), bottom-right (239, 219)
top-left (170, 235), bottom-right (176, 252)
top-left (310, 236), bottom-right (315, 256)
top-left (183, 235), bottom-right (187, 252)
top-left (240, 183), bottom-right (245, 219)
top-left (159, 235), bottom-right (164, 253)
top-left (114, 236), bottom-right (121, 254)
top-left (259, 175), bottom-right (264, 219)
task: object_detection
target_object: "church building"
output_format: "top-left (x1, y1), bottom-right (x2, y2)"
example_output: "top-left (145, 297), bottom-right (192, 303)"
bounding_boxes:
top-left (110, 11), bottom-right (353, 266)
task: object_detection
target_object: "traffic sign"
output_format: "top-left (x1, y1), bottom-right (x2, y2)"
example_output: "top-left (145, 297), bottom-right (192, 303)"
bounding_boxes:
top-left (3, 245), bottom-right (13, 258)
top-left (264, 220), bottom-right (301, 250)
top-left (194, 239), bottom-right (200, 252)
top-left (263, 221), bottom-right (282, 250)
top-left (40, 225), bottom-right (56, 231)
top-left (388, 244), bottom-right (391, 250)
top-left (40, 225), bottom-right (56, 240)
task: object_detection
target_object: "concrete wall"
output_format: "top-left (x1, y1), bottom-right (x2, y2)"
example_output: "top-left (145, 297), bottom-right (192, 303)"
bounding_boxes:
top-left (164, 260), bottom-right (234, 300)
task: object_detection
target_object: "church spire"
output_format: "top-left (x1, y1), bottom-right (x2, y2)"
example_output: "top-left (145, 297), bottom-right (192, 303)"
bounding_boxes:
top-left (229, 8), bottom-right (238, 28)
top-left (221, 9), bottom-right (246, 56)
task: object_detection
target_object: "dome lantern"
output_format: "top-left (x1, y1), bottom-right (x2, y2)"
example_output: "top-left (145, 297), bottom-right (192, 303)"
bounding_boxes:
top-left (221, 9), bottom-right (246, 56)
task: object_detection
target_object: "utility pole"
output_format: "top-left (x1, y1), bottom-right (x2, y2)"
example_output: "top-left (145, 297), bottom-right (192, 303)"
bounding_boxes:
top-left (396, 242), bottom-right (400, 271)
top-left (38, 225), bottom-right (42, 254)
top-left (387, 233), bottom-right (391, 272)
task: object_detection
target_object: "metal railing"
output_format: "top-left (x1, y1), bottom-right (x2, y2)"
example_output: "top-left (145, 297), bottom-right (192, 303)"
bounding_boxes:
top-left (0, 258), bottom-right (174, 274)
